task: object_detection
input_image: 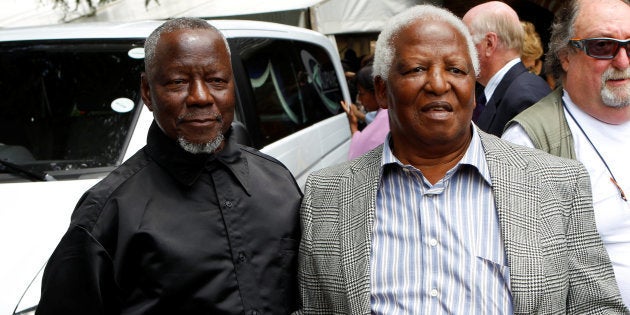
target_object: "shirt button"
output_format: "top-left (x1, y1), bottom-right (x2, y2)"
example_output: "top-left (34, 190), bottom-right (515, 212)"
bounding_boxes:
top-left (430, 289), bottom-right (439, 297)
top-left (248, 310), bottom-right (259, 315)
top-left (429, 238), bottom-right (438, 247)
top-left (238, 252), bottom-right (246, 263)
top-left (224, 200), bottom-right (233, 208)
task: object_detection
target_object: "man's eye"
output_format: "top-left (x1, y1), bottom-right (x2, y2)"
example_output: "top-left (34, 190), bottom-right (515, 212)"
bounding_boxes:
top-left (449, 68), bottom-right (467, 75)
top-left (403, 66), bottom-right (424, 75)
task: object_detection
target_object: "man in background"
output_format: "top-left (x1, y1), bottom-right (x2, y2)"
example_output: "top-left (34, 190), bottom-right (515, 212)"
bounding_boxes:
top-left (463, 1), bottom-right (550, 136)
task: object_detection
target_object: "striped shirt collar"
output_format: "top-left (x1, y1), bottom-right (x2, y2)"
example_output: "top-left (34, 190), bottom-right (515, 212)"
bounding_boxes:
top-left (380, 125), bottom-right (492, 185)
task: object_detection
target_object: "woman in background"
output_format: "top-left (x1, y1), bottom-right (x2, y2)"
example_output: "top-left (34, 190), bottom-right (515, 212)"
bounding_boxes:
top-left (521, 21), bottom-right (544, 75)
top-left (341, 65), bottom-right (389, 160)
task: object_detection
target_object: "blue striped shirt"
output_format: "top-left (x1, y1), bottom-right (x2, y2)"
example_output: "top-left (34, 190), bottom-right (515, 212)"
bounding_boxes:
top-left (371, 127), bottom-right (513, 314)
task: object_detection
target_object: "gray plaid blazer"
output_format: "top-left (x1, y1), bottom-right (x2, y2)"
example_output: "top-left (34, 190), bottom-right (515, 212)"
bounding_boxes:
top-left (298, 129), bottom-right (628, 315)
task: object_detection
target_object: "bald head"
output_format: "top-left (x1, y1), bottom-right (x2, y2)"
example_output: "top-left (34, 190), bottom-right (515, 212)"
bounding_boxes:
top-left (464, 1), bottom-right (520, 25)
top-left (463, 1), bottom-right (524, 84)
top-left (463, 1), bottom-right (523, 51)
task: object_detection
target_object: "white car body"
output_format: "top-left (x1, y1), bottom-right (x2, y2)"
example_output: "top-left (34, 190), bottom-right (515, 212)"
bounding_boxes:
top-left (0, 20), bottom-right (350, 314)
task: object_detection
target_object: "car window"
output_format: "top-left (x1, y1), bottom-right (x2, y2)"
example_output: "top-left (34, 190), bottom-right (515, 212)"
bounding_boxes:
top-left (231, 38), bottom-right (343, 147)
top-left (0, 40), bottom-right (144, 181)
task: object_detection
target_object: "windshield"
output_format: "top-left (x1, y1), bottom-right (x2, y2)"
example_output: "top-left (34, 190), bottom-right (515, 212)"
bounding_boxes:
top-left (0, 40), bottom-right (144, 182)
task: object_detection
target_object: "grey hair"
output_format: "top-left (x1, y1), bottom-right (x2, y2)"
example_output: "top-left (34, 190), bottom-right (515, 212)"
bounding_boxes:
top-left (544, 0), bottom-right (580, 84)
top-left (178, 133), bottom-right (224, 154)
top-left (467, 9), bottom-right (524, 52)
top-left (545, 0), bottom-right (630, 83)
top-left (373, 4), bottom-right (479, 81)
top-left (144, 17), bottom-right (231, 73)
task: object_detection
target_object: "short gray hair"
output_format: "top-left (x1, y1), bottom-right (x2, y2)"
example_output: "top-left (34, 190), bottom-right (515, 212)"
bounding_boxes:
top-left (373, 4), bottom-right (479, 81)
top-left (467, 9), bottom-right (524, 52)
top-left (144, 17), bottom-right (230, 73)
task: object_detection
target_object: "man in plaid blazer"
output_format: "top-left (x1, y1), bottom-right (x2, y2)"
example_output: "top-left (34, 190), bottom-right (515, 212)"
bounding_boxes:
top-left (297, 4), bottom-right (628, 315)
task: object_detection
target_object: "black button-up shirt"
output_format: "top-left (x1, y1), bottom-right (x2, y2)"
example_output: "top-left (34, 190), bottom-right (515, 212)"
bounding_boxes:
top-left (37, 122), bottom-right (302, 315)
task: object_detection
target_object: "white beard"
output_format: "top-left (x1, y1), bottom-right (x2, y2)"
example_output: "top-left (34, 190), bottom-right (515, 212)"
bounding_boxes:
top-left (601, 68), bottom-right (630, 108)
top-left (178, 133), bottom-right (225, 154)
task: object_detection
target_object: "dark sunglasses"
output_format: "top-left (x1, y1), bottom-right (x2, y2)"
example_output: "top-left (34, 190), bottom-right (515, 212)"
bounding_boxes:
top-left (569, 38), bottom-right (630, 59)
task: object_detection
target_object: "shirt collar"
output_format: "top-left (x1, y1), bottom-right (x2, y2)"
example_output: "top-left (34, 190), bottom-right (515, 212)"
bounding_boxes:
top-left (484, 57), bottom-right (521, 102)
top-left (561, 89), bottom-right (591, 119)
top-left (380, 126), bottom-right (492, 185)
top-left (145, 121), bottom-right (250, 193)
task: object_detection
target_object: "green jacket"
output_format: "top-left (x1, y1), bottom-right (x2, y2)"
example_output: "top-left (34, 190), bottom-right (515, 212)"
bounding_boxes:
top-left (505, 88), bottom-right (576, 159)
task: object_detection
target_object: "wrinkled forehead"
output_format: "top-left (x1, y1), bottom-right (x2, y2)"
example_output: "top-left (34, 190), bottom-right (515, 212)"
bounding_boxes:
top-left (393, 19), bottom-right (469, 54)
top-left (155, 29), bottom-right (230, 64)
top-left (147, 29), bottom-right (231, 76)
top-left (574, 0), bottom-right (630, 37)
top-left (157, 28), bottom-right (225, 51)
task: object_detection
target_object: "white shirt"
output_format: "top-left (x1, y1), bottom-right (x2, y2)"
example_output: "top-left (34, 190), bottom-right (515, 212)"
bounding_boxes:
top-left (502, 91), bottom-right (630, 306)
top-left (483, 58), bottom-right (521, 102)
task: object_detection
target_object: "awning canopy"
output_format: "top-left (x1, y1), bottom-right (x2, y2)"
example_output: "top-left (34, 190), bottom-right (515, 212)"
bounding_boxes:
top-left (310, 0), bottom-right (422, 35)
top-left (74, 0), bottom-right (325, 29)
top-left (1, 0), bottom-right (434, 34)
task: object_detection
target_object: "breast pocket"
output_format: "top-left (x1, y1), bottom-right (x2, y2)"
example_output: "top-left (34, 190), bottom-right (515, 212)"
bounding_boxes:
top-left (276, 238), bottom-right (299, 313)
top-left (476, 256), bottom-right (510, 283)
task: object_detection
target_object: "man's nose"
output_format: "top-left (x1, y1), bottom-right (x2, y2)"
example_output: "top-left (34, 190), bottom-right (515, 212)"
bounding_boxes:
top-left (426, 68), bottom-right (449, 94)
top-left (187, 80), bottom-right (214, 106)
top-left (612, 46), bottom-right (630, 69)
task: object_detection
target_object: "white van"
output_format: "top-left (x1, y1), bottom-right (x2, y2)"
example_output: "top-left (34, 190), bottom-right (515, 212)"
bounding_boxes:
top-left (0, 19), bottom-right (351, 315)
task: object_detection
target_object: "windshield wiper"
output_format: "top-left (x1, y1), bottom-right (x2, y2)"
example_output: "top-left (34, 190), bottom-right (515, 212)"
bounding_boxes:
top-left (0, 159), bottom-right (56, 181)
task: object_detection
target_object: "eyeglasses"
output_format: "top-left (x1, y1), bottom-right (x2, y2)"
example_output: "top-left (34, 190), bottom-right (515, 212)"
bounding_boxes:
top-left (569, 38), bottom-right (630, 59)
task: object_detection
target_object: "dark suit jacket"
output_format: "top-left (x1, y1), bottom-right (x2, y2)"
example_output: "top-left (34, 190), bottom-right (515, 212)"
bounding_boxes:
top-left (476, 62), bottom-right (551, 136)
top-left (297, 129), bottom-right (628, 315)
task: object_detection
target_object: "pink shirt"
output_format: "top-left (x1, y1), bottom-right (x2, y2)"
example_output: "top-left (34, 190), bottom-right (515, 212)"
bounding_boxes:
top-left (348, 108), bottom-right (390, 160)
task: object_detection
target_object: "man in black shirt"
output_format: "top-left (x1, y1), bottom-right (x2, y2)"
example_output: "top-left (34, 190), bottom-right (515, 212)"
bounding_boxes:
top-left (37, 18), bottom-right (302, 315)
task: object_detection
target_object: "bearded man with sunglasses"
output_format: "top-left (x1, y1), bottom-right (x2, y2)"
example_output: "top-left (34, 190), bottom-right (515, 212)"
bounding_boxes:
top-left (503, 0), bottom-right (630, 306)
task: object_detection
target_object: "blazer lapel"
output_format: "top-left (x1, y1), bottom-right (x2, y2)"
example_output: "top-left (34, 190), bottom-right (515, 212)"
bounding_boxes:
top-left (477, 62), bottom-right (528, 129)
top-left (338, 148), bottom-right (382, 314)
top-left (480, 132), bottom-right (543, 314)
top-left (336, 139), bottom-right (545, 313)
